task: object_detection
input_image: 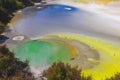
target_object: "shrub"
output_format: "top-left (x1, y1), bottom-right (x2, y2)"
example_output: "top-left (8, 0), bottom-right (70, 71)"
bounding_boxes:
top-left (43, 62), bottom-right (91, 80)
top-left (0, 46), bottom-right (34, 80)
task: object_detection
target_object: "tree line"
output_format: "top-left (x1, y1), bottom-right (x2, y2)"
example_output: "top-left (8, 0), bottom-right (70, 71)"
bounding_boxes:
top-left (0, 0), bottom-right (39, 34)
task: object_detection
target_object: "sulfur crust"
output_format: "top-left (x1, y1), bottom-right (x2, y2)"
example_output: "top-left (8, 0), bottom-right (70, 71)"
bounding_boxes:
top-left (78, 0), bottom-right (118, 4)
top-left (55, 34), bottom-right (120, 80)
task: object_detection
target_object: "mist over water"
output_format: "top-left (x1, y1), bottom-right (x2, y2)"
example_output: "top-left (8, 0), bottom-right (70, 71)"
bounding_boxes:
top-left (7, 0), bottom-right (120, 80)
top-left (8, 0), bottom-right (120, 45)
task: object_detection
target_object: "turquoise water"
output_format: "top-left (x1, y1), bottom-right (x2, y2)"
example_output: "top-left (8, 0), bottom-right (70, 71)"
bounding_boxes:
top-left (13, 40), bottom-right (74, 67)
top-left (8, 3), bottom-right (120, 80)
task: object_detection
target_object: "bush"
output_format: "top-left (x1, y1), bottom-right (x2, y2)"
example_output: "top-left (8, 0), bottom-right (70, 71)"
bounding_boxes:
top-left (0, 22), bottom-right (6, 34)
top-left (0, 0), bottom-right (23, 10)
top-left (0, 7), bottom-right (11, 24)
top-left (0, 46), bottom-right (34, 80)
top-left (43, 62), bottom-right (91, 80)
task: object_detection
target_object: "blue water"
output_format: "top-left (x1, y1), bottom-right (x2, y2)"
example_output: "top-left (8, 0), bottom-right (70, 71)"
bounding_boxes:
top-left (0, 36), bottom-right (9, 43)
top-left (36, 4), bottom-right (79, 18)
top-left (10, 4), bottom-right (119, 44)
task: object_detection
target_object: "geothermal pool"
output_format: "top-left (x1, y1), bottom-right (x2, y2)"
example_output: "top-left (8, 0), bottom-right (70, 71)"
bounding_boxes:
top-left (8, 3), bottom-right (120, 80)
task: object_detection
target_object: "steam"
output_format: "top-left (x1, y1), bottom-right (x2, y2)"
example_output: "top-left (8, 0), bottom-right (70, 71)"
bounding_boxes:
top-left (46, 0), bottom-right (120, 21)
top-left (9, 0), bottom-right (120, 79)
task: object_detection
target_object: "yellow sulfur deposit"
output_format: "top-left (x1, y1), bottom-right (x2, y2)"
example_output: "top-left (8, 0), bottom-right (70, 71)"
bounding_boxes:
top-left (78, 0), bottom-right (118, 4)
top-left (55, 34), bottom-right (120, 80)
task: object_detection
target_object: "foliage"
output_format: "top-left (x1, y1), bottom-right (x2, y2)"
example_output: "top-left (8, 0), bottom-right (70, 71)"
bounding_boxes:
top-left (0, 22), bottom-right (6, 34)
top-left (19, 0), bottom-right (34, 6)
top-left (0, 7), bottom-right (11, 24)
top-left (0, 0), bottom-right (35, 34)
top-left (43, 62), bottom-right (92, 80)
top-left (0, 0), bottom-right (41, 79)
top-left (0, 0), bottom-right (23, 11)
top-left (0, 46), bottom-right (34, 80)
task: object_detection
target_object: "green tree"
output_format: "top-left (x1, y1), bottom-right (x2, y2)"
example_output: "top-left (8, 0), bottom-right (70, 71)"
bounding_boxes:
top-left (0, 7), bottom-right (11, 24)
top-left (43, 62), bottom-right (91, 80)
top-left (0, 0), bottom-right (35, 34)
top-left (19, 0), bottom-right (34, 6)
top-left (0, 22), bottom-right (6, 34)
top-left (0, 46), bottom-right (34, 80)
top-left (0, 0), bottom-right (23, 10)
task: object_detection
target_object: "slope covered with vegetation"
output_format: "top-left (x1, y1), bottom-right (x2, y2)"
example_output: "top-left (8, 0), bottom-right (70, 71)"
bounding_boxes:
top-left (43, 62), bottom-right (92, 80)
top-left (0, 46), bottom-right (35, 80)
top-left (0, 0), bottom-right (36, 34)
top-left (0, 0), bottom-right (37, 80)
